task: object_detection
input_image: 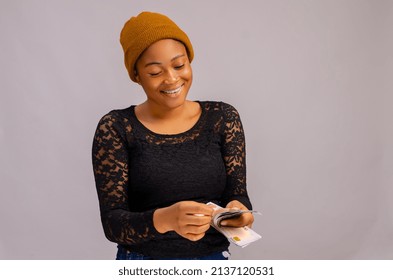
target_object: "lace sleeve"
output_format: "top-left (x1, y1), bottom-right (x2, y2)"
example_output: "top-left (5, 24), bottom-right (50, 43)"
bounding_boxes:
top-left (220, 103), bottom-right (252, 210)
top-left (92, 112), bottom-right (161, 245)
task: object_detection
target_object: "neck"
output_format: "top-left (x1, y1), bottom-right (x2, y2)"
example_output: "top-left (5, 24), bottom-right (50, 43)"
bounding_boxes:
top-left (139, 100), bottom-right (189, 121)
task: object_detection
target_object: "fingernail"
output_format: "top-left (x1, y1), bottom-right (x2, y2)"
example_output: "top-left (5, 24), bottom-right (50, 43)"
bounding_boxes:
top-left (221, 221), bottom-right (228, 226)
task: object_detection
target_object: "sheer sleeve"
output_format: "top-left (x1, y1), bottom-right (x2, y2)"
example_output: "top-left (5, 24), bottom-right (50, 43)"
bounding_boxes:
top-left (220, 103), bottom-right (252, 210)
top-left (92, 112), bottom-right (162, 245)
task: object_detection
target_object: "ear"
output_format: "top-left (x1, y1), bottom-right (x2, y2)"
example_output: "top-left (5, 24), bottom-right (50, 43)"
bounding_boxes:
top-left (134, 72), bottom-right (141, 84)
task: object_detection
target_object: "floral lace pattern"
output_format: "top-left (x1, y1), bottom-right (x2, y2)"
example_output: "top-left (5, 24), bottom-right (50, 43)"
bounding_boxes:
top-left (92, 101), bottom-right (251, 258)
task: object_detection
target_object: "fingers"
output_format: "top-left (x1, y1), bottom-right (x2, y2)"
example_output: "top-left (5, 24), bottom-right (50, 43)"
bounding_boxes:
top-left (220, 212), bottom-right (254, 227)
top-left (178, 219), bottom-right (211, 242)
top-left (222, 200), bottom-right (255, 228)
top-left (184, 222), bottom-right (211, 241)
top-left (188, 214), bottom-right (212, 224)
top-left (171, 201), bottom-right (214, 241)
top-left (181, 232), bottom-right (206, 242)
top-left (226, 200), bottom-right (247, 210)
top-left (177, 201), bottom-right (214, 216)
top-left (183, 223), bottom-right (211, 235)
top-left (175, 201), bottom-right (213, 225)
top-left (178, 212), bottom-right (211, 230)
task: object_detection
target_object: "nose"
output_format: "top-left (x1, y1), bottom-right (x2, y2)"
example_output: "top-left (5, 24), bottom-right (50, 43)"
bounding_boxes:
top-left (164, 68), bottom-right (179, 84)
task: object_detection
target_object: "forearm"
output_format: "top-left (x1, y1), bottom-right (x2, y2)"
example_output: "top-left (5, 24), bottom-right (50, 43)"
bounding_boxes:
top-left (100, 207), bottom-right (164, 245)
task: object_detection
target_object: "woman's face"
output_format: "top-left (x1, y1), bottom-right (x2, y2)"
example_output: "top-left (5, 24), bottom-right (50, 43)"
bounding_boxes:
top-left (135, 39), bottom-right (193, 110)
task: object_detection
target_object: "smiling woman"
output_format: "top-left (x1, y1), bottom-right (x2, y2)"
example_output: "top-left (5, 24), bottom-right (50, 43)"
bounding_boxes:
top-left (91, 11), bottom-right (254, 260)
top-left (134, 39), bottom-right (197, 134)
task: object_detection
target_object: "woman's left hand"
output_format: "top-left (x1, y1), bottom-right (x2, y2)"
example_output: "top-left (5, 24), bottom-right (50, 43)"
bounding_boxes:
top-left (220, 200), bottom-right (254, 228)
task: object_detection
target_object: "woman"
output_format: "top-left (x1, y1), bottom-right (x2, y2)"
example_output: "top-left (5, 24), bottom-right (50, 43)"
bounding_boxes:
top-left (92, 11), bottom-right (254, 260)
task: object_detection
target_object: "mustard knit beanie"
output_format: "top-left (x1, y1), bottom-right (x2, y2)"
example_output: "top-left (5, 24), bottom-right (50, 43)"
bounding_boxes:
top-left (120, 11), bottom-right (194, 82)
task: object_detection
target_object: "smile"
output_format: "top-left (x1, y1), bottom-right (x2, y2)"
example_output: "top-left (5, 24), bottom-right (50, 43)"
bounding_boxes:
top-left (161, 84), bottom-right (184, 95)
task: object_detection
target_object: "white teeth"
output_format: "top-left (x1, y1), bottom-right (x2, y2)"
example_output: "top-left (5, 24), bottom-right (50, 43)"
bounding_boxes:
top-left (162, 85), bottom-right (183, 94)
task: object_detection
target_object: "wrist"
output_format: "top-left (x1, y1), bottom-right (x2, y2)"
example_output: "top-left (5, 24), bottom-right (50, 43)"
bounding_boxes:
top-left (153, 207), bottom-right (172, 233)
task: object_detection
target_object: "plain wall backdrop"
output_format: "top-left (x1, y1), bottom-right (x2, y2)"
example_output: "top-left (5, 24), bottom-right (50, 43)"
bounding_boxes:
top-left (0, 0), bottom-right (392, 259)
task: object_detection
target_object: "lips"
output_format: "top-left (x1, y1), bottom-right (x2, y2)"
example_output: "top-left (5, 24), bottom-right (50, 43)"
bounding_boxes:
top-left (160, 84), bottom-right (184, 94)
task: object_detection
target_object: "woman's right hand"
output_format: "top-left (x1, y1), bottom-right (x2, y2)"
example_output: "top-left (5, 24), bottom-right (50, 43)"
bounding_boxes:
top-left (153, 201), bottom-right (214, 241)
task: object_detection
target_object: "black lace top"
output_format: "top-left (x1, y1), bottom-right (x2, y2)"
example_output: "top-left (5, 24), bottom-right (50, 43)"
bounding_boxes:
top-left (92, 101), bottom-right (252, 258)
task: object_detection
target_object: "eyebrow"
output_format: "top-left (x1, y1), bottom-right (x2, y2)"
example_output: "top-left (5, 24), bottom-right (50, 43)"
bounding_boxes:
top-left (144, 54), bottom-right (185, 67)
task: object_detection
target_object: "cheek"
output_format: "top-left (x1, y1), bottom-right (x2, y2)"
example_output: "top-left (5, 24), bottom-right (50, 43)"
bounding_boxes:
top-left (139, 76), bottom-right (160, 90)
top-left (182, 65), bottom-right (193, 81)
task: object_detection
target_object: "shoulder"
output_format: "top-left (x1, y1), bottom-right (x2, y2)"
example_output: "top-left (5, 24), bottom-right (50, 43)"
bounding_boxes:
top-left (98, 105), bottom-right (134, 123)
top-left (95, 105), bottom-right (135, 133)
top-left (198, 101), bottom-right (241, 121)
top-left (198, 101), bottom-right (239, 114)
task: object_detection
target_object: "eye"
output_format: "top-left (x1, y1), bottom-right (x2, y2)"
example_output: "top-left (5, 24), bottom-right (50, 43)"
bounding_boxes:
top-left (174, 64), bottom-right (185, 70)
top-left (149, 71), bottom-right (162, 77)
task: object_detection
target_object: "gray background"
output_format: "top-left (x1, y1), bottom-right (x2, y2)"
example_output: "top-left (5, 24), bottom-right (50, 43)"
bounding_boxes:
top-left (0, 0), bottom-right (392, 259)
